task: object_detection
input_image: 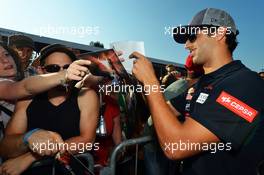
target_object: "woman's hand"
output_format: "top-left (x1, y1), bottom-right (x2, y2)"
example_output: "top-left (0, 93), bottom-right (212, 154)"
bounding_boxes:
top-left (0, 153), bottom-right (35, 175)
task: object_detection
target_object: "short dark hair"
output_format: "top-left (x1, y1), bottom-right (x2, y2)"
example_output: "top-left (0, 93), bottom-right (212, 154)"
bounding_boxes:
top-left (258, 72), bottom-right (264, 75)
top-left (206, 25), bottom-right (239, 54)
top-left (166, 64), bottom-right (174, 69)
top-left (225, 31), bottom-right (239, 54)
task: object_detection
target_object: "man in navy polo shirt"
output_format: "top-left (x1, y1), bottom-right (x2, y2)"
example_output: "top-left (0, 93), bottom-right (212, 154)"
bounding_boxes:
top-left (130, 8), bottom-right (264, 175)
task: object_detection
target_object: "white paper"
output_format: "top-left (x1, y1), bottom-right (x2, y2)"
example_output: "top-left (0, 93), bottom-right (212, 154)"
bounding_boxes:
top-left (110, 41), bottom-right (145, 73)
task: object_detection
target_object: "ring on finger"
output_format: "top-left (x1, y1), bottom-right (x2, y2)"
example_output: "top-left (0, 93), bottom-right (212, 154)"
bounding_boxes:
top-left (79, 71), bottom-right (85, 77)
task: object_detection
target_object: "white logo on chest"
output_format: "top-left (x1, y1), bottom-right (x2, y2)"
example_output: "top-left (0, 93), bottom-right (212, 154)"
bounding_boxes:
top-left (196, 93), bottom-right (209, 104)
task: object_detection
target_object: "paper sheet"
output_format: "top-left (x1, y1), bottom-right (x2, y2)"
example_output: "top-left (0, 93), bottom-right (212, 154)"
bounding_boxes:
top-left (110, 41), bottom-right (145, 73)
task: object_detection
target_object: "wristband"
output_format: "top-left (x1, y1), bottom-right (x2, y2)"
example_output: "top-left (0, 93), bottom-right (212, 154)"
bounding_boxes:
top-left (23, 128), bottom-right (40, 146)
top-left (60, 71), bottom-right (69, 92)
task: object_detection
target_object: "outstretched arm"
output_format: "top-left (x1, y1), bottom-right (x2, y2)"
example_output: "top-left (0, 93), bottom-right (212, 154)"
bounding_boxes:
top-left (0, 60), bottom-right (91, 101)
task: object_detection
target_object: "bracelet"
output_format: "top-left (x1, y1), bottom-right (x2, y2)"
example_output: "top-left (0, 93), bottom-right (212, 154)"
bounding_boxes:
top-left (23, 128), bottom-right (40, 146)
top-left (60, 70), bottom-right (68, 84)
top-left (60, 71), bottom-right (69, 91)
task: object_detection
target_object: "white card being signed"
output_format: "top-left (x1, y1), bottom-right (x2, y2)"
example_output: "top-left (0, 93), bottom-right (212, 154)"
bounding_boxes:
top-left (110, 41), bottom-right (145, 73)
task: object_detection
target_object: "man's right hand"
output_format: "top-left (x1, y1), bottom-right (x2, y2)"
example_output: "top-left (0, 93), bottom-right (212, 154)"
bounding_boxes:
top-left (65, 59), bottom-right (91, 81)
top-left (27, 130), bottom-right (64, 156)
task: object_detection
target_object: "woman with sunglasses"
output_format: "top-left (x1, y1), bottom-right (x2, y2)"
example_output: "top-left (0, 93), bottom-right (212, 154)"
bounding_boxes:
top-left (0, 43), bottom-right (92, 163)
top-left (0, 44), bottom-right (99, 175)
top-left (0, 46), bottom-right (91, 101)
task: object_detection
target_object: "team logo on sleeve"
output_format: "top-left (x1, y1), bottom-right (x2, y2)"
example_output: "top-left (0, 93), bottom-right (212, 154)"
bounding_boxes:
top-left (216, 91), bottom-right (258, 123)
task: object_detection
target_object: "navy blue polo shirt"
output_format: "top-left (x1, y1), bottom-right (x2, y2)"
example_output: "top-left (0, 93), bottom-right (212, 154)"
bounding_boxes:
top-left (170, 60), bottom-right (264, 175)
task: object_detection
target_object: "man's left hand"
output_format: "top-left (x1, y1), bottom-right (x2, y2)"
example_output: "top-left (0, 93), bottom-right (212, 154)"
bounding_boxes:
top-left (129, 52), bottom-right (158, 85)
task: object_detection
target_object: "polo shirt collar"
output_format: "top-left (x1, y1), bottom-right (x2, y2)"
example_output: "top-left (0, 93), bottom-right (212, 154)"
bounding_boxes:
top-left (202, 60), bottom-right (244, 80)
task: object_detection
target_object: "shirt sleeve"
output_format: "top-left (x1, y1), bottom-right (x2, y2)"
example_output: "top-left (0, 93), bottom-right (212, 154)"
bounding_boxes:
top-left (169, 91), bottom-right (187, 116)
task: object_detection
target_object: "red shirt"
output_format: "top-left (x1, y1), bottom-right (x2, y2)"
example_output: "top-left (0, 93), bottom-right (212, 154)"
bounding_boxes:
top-left (94, 95), bottom-right (120, 166)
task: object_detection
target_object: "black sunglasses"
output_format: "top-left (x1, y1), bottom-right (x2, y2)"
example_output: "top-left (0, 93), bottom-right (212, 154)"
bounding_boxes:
top-left (187, 33), bottom-right (197, 43)
top-left (186, 25), bottom-right (220, 43)
top-left (43, 64), bottom-right (70, 73)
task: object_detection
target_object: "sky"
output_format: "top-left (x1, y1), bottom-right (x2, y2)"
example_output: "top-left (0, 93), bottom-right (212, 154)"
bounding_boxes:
top-left (0, 0), bottom-right (263, 72)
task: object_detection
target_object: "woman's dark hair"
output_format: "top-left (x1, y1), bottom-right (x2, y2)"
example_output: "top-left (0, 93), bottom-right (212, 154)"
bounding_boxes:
top-left (39, 44), bottom-right (77, 66)
top-left (0, 43), bottom-right (24, 80)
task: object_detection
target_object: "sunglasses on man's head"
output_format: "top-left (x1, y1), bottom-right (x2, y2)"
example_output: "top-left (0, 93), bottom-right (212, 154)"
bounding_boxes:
top-left (43, 64), bottom-right (70, 73)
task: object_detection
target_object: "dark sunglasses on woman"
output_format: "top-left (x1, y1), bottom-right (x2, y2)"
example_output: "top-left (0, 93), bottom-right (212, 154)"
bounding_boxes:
top-left (43, 64), bottom-right (70, 73)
